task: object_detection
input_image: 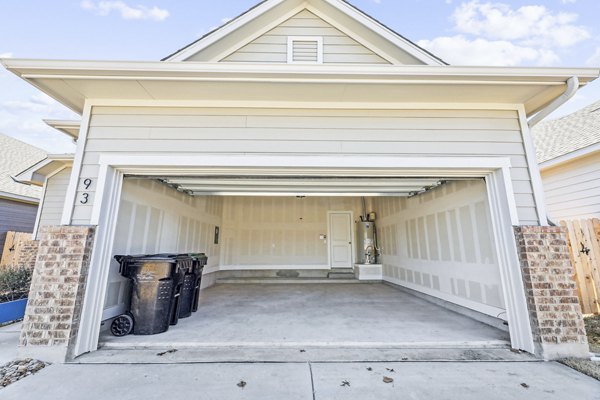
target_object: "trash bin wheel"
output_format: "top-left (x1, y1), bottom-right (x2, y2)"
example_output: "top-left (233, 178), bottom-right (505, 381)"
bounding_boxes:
top-left (111, 314), bottom-right (134, 337)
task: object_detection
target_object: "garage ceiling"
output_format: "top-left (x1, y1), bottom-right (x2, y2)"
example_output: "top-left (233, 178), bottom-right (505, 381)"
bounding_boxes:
top-left (155, 176), bottom-right (449, 196)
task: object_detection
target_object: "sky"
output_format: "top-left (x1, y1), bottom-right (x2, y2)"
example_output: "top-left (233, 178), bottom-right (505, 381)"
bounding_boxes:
top-left (0, 0), bottom-right (599, 153)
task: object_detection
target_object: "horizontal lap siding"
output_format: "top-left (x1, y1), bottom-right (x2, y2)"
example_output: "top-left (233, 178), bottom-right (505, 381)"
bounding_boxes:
top-left (37, 168), bottom-right (72, 235)
top-left (542, 152), bottom-right (600, 220)
top-left (72, 107), bottom-right (537, 225)
top-left (221, 10), bottom-right (389, 64)
top-left (0, 198), bottom-right (38, 252)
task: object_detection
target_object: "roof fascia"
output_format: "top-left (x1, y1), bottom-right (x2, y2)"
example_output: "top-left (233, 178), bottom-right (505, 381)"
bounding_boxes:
top-left (0, 190), bottom-right (39, 204)
top-left (4, 59), bottom-right (599, 81)
top-left (13, 156), bottom-right (74, 186)
top-left (318, 0), bottom-right (445, 65)
top-left (164, 0), bottom-right (292, 61)
top-left (44, 119), bottom-right (82, 139)
top-left (540, 142), bottom-right (600, 171)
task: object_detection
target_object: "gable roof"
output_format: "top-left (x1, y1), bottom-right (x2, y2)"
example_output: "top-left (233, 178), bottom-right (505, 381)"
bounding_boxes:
top-left (532, 100), bottom-right (600, 165)
top-left (163, 0), bottom-right (446, 65)
top-left (0, 133), bottom-right (46, 202)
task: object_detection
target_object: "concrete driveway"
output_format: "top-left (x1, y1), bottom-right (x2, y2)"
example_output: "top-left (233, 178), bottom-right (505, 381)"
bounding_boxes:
top-left (1, 360), bottom-right (598, 399)
top-left (0, 323), bottom-right (20, 365)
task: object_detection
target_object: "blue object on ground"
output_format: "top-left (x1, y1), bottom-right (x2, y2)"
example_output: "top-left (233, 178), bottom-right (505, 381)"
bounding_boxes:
top-left (0, 298), bottom-right (27, 324)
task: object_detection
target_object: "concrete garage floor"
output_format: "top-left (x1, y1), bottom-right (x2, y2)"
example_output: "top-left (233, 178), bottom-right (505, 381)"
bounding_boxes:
top-left (99, 283), bottom-right (509, 350)
top-left (0, 322), bottom-right (21, 365)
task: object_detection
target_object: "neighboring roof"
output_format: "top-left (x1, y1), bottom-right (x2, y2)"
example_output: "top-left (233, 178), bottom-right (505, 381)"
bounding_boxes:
top-left (532, 100), bottom-right (600, 165)
top-left (44, 119), bottom-right (81, 140)
top-left (163, 0), bottom-right (446, 65)
top-left (2, 60), bottom-right (598, 115)
top-left (0, 133), bottom-right (46, 202)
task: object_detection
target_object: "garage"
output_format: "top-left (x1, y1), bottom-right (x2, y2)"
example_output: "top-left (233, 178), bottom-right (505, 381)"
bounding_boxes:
top-left (95, 171), bottom-right (514, 352)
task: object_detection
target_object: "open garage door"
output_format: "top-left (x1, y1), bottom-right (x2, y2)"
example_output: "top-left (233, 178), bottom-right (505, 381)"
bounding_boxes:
top-left (75, 159), bottom-right (533, 358)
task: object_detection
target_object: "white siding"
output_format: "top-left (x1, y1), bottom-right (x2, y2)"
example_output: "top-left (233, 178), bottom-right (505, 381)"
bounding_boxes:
top-left (71, 106), bottom-right (537, 226)
top-left (221, 196), bottom-right (361, 266)
top-left (542, 151), bottom-right (600, 221)
top-left (36, 167), bottom-right (72, 235)
top-left (374, 180), bottom-right (506, 317)
top-left (218, 10), bottom-right (389, 64)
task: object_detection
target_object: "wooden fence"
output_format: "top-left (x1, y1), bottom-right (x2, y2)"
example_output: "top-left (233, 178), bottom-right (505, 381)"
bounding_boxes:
top-left (560, 219), bottom-right (600, 315)
top-left (0, 231), bottom-right (34, 268)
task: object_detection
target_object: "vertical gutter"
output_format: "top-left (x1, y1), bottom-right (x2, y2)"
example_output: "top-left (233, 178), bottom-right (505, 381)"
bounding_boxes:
top-left (528, 76), bottom-right (579, 128)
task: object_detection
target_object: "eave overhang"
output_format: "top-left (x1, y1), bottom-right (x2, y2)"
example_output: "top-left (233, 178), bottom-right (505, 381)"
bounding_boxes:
top-left (2, 59), bottom-right (598, 116)
top-left (13, 154), bottom-right (74, 186)
top-left (44, 119), bottom-right (81, 140)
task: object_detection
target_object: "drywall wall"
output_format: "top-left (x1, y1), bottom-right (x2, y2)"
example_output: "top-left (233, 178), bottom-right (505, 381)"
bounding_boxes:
top-left (220, 196), bottom-right (362, 267)
top-left (374, 180), bottom-right (506, 318)
top-left (103, 178), bottom-right (223, 319)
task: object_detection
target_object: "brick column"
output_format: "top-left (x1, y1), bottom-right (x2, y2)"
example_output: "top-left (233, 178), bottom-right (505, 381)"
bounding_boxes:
top-left (15, 239), bottom-right (40, 270)
top-left (514, 226), bottom-right (589, 360)
top-left (19, 226), bottom-right (96, 363)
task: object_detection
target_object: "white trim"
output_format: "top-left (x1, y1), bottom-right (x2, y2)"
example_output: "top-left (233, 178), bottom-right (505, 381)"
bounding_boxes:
top-left (87, 99), bottom-right (524, 111)
top-left (485, 169), bottom-right (535, 353)
top-left (0, 190), bottom-right (39, 204)
top-left (44, 119), bottom-right (81, 140)
top-left (73, 167), bottom-right (124, 357)
top-left (327, 211), bottom-right (355, 268)
top-left (5, 59), bottom-right (598, 81)
top-left (287, 36), bottom-right (323, 64)
top-left (61, 102), bottom-right (92, 225)
top-left (98, 154), bottom-right (512, 173)
top-left (540, 142), bottom-right (600, 171)
top-left (32, 165), bottom-right (69, 240)
top-left (518, 106), bottom-right (548, 226)
top-left (72, 154), bottom-right (535, 357)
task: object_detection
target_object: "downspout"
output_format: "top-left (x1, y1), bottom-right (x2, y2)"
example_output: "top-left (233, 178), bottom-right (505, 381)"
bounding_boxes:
top-left (526, 76), bottom-right (579, 226)
top-left (528, 76), bottom-right (579, 128)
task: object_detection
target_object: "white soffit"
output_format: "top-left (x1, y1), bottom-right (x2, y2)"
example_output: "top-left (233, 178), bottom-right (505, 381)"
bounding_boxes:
top-left (2, 59), bottom-right (598, 115)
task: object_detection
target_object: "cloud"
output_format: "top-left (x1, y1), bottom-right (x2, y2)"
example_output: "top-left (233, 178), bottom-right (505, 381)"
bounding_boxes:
top-left (0, 93), bottom-right (78, 153)
top-left (419, 1), bottom-right (591, 66)
top-left (452, 1), bottom-right (590, 47)
top-left (0, 52), bottom-right (13, 58)
top-left (418, 35), bottom-right (559, 66)
top-left (80, 1), bottom-right (169, 21)
top-left (587, 48), bottom-right (600, 67)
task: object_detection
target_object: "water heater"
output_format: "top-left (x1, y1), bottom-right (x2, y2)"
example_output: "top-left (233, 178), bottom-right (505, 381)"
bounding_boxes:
top-left (356, 221), bottom-right (377, 264)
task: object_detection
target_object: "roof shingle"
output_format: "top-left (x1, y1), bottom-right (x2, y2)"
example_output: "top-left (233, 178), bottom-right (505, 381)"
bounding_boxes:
top-left (0, 134), bottom-right (46, 200)
top-left (532, 100), bottom-right (600, 163)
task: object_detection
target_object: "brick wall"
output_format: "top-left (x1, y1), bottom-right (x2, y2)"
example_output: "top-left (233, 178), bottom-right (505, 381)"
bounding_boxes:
top-left (514, 226), bottom-right (589, 360)
top-left (19, 226), bottom-right (96, 362)
top-left (14, 239), bottom-right (39, 270)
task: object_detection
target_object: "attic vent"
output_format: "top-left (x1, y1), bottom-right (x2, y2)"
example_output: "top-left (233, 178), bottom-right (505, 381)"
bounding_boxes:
top-left (287, 36), bottom-right (323, 64)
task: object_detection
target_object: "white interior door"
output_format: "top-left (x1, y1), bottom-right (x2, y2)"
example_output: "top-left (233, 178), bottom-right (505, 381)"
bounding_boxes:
top-left (328, 212), bottom-right (353, 268)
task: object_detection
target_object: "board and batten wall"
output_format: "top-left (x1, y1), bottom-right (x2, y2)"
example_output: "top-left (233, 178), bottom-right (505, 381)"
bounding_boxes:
top-left (221, 196), bottom-right (361, 267)
top-left (374, 180), bottom-right (506, 317)
top-left (103, 178), bottom-right (222, 319)
top-left (541, 151), bottom-right (600, 221)
top-left (35, 167), bottom-right (72, 238)
top-left (218, 10), bottom-right (389, 64)
top-left (70, 106), bottom-right (539, 227)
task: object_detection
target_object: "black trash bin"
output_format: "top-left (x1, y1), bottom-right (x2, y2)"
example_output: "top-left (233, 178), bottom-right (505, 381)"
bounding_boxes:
top-left (191, 254), bottom-right (208, 313)
top-left (178, 253), bottom-right (207, 318)
top-left (115, 255), bottom-right (180, 335)
top-left (153, 254), bottom-right (191, 326)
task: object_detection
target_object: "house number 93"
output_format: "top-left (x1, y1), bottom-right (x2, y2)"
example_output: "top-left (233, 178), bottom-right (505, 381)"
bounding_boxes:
top-left (80, 179), bottom-right (93, 204)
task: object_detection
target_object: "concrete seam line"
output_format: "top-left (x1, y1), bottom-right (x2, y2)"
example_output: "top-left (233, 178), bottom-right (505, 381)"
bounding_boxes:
top-left (308, 361), bottom-right (316, 400)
